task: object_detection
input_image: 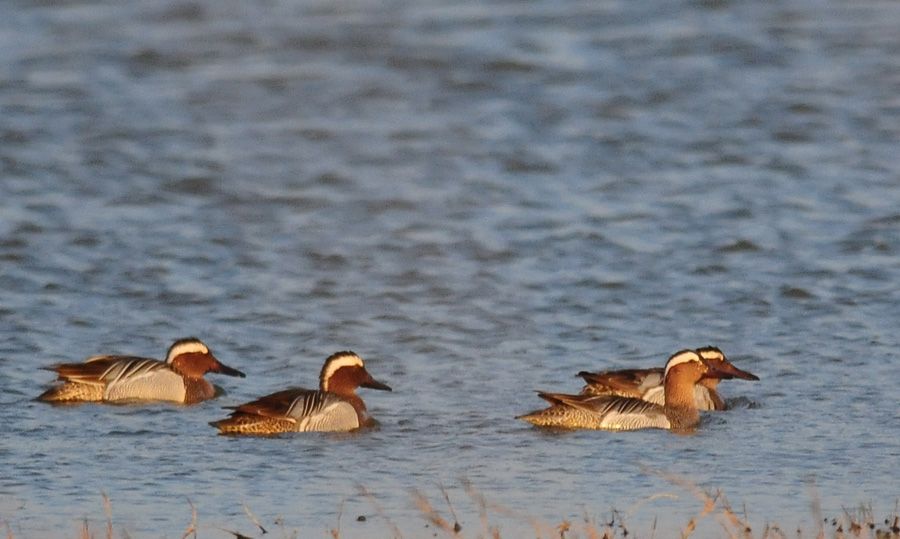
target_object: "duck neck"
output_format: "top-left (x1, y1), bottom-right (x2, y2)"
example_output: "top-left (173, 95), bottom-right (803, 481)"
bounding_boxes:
top-left (183, 378), bottom-right (215, 404)
top-left (663, 372), bottom-right (700, 429)
top-left (324, 377), bottom-right (370, 423)
top-left (698, 378), bottom-right (725, 410)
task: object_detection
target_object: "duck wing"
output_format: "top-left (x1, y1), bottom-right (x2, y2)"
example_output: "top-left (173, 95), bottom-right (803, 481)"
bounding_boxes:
top-left (228, 388), bottom-right (360, 431)
top-left (577, 367), bottom-right (663, 397)
top-left (47, 356), bottom-right (164, 385)
top-left (227, 387), bottom-right (313, 418)
top-left (537, 392), bottom-right (671, 430)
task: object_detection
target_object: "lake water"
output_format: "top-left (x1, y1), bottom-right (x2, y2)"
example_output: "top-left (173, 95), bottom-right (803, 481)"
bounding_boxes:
top-left (1, 0), bottom-right (899, 537)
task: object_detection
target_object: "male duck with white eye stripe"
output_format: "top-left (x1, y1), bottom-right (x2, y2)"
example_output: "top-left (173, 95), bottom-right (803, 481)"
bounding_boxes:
top-left (38, 337), bottom-right (245, 404)
top-left (210, 351), bottom-right (392, 435)
top-left (577, 346), bottom-right (759, 410)
top-left (518, 349), bottom-right (747, 432)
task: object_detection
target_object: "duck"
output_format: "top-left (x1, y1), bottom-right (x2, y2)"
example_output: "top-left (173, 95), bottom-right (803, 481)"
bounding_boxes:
top-left (38, 337), bottom-right (245, 404)
top-left (210, 351), bottom-right (391, 435)
top-left (577, 346), bottom-right (759, 410)
top-left (518, 349), bottom-right (750, 431)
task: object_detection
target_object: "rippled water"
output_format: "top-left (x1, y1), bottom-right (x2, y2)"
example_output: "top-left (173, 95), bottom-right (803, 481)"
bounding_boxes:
top-left (2, 0), bottom-right (899, 537)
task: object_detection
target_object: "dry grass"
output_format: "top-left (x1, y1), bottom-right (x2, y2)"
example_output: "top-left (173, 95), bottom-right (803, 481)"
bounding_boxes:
top-left (2, 479), bottom-right (898, 539)
top-left (358, 484), bottom-right (404, 539)
top-left (181, 499), bottom-right (197, 539)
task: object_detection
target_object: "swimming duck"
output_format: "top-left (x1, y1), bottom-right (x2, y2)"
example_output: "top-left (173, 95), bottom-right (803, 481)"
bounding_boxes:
top-left (577, 346), bottom-right (759, 410)
top-left (518, 349), bottom-right (751, 431)
top-left (38, 337), bottom-right (245, 404)
top-left (210, 351), bottom-right (391, 435)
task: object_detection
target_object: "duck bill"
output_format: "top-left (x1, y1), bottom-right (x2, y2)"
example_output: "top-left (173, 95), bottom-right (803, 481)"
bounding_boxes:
top-left (362, 374), bottom-right (392, 391)
top-left (702, 358), bottom-right (759, 381)
top-left (211, 357), bottom-right (246, 378)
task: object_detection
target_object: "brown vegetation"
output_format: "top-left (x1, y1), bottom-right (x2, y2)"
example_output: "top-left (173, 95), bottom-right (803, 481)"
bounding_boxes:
top-left (3, 479), bottom-right (897, 539)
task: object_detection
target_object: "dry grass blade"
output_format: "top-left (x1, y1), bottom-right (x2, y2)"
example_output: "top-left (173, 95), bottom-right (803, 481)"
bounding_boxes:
top-left (359, 485), bottom-right (403, 539)
top-left (763, 523), bottom-right (789, 539)
top-left (716, 518), bottom-right (741, 539)
top-left (580, 509), bottom-right (607, 539)
top-left (614, 509), bottom-right (630, 538)
top-left (621, 493), bottom-right (678, 539)
top-left (641, 466), bottom-right (719, 516)
top-left (242, 502), bottom-right (267, 535)
top-left (101, 492), bottom-right (113, 539)
top-left (181, 498), bottom-right (198, 539)
top-left (439, 483), bottom-right (462, 533)
top-left (807, 480), bottom-right (825, 539)
top-left (718, 494), bottom-right (751, 538)
top-left (273, 515), bottom-right (297, 539)
top-left (463, 480), bottom-right (555, 538)
top-left (330, 497), bottom-right (345, 539)
top-left (682, 517), bottom-right (697, 539)
top-left (862, 503), bottom-right (876, 533)
top-left (625, 493), bottom-right (679, 519)
top-left (842, 506), bottom-right (862, 536)
top-left (461, 477), bottom-right (491, 537)
top-left (218, 528), bottom-right (254, 539)
top-left (644, 467), bottom-right (722, 539)
top-left (79, 518), bottom-right (89, 539)
top-left (412, 489), bottom-right (455, 535)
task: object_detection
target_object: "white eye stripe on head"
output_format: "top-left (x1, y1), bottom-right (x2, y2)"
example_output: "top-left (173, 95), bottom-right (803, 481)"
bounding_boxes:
top-left (664, 350), bottom-right (702, 378)
top-left (697, 348), bottom-right (725, 361)
top-left (321, 352), bottom-right (364, 383)
top-left (166, 340), bottom-right (210, 363)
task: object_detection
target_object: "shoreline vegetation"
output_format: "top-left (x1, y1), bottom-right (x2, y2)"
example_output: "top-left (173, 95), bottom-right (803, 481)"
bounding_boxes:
top-left (4, 476), bottom-right (898, 539)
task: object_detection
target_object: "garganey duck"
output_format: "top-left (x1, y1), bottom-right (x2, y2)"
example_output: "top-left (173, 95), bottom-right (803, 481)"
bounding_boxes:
top-left (518, 349), bottom-right (754, 431)
top-left (38, 337), bottom-right (245, 404)
top-left (577, 346), bottom-right (758, 410)
top-left (210, 351), bottom-right (391, 435)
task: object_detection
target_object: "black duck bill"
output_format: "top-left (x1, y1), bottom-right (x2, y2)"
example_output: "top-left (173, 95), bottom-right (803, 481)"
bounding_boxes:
top-left (701, 357), bottom-right (759, 381)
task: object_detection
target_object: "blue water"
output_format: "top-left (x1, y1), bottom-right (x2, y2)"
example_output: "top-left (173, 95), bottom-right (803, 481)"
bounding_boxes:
top-left (1, 0), bottom-right (899, 537)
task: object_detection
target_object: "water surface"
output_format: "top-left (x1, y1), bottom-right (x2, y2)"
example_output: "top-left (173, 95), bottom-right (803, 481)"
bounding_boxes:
top-left (1, 0), bottom-right (899, 537)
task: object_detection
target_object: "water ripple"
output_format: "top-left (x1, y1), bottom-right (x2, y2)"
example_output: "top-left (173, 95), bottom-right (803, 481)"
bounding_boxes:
top-left (2, 0), bottom-right (900, 536)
